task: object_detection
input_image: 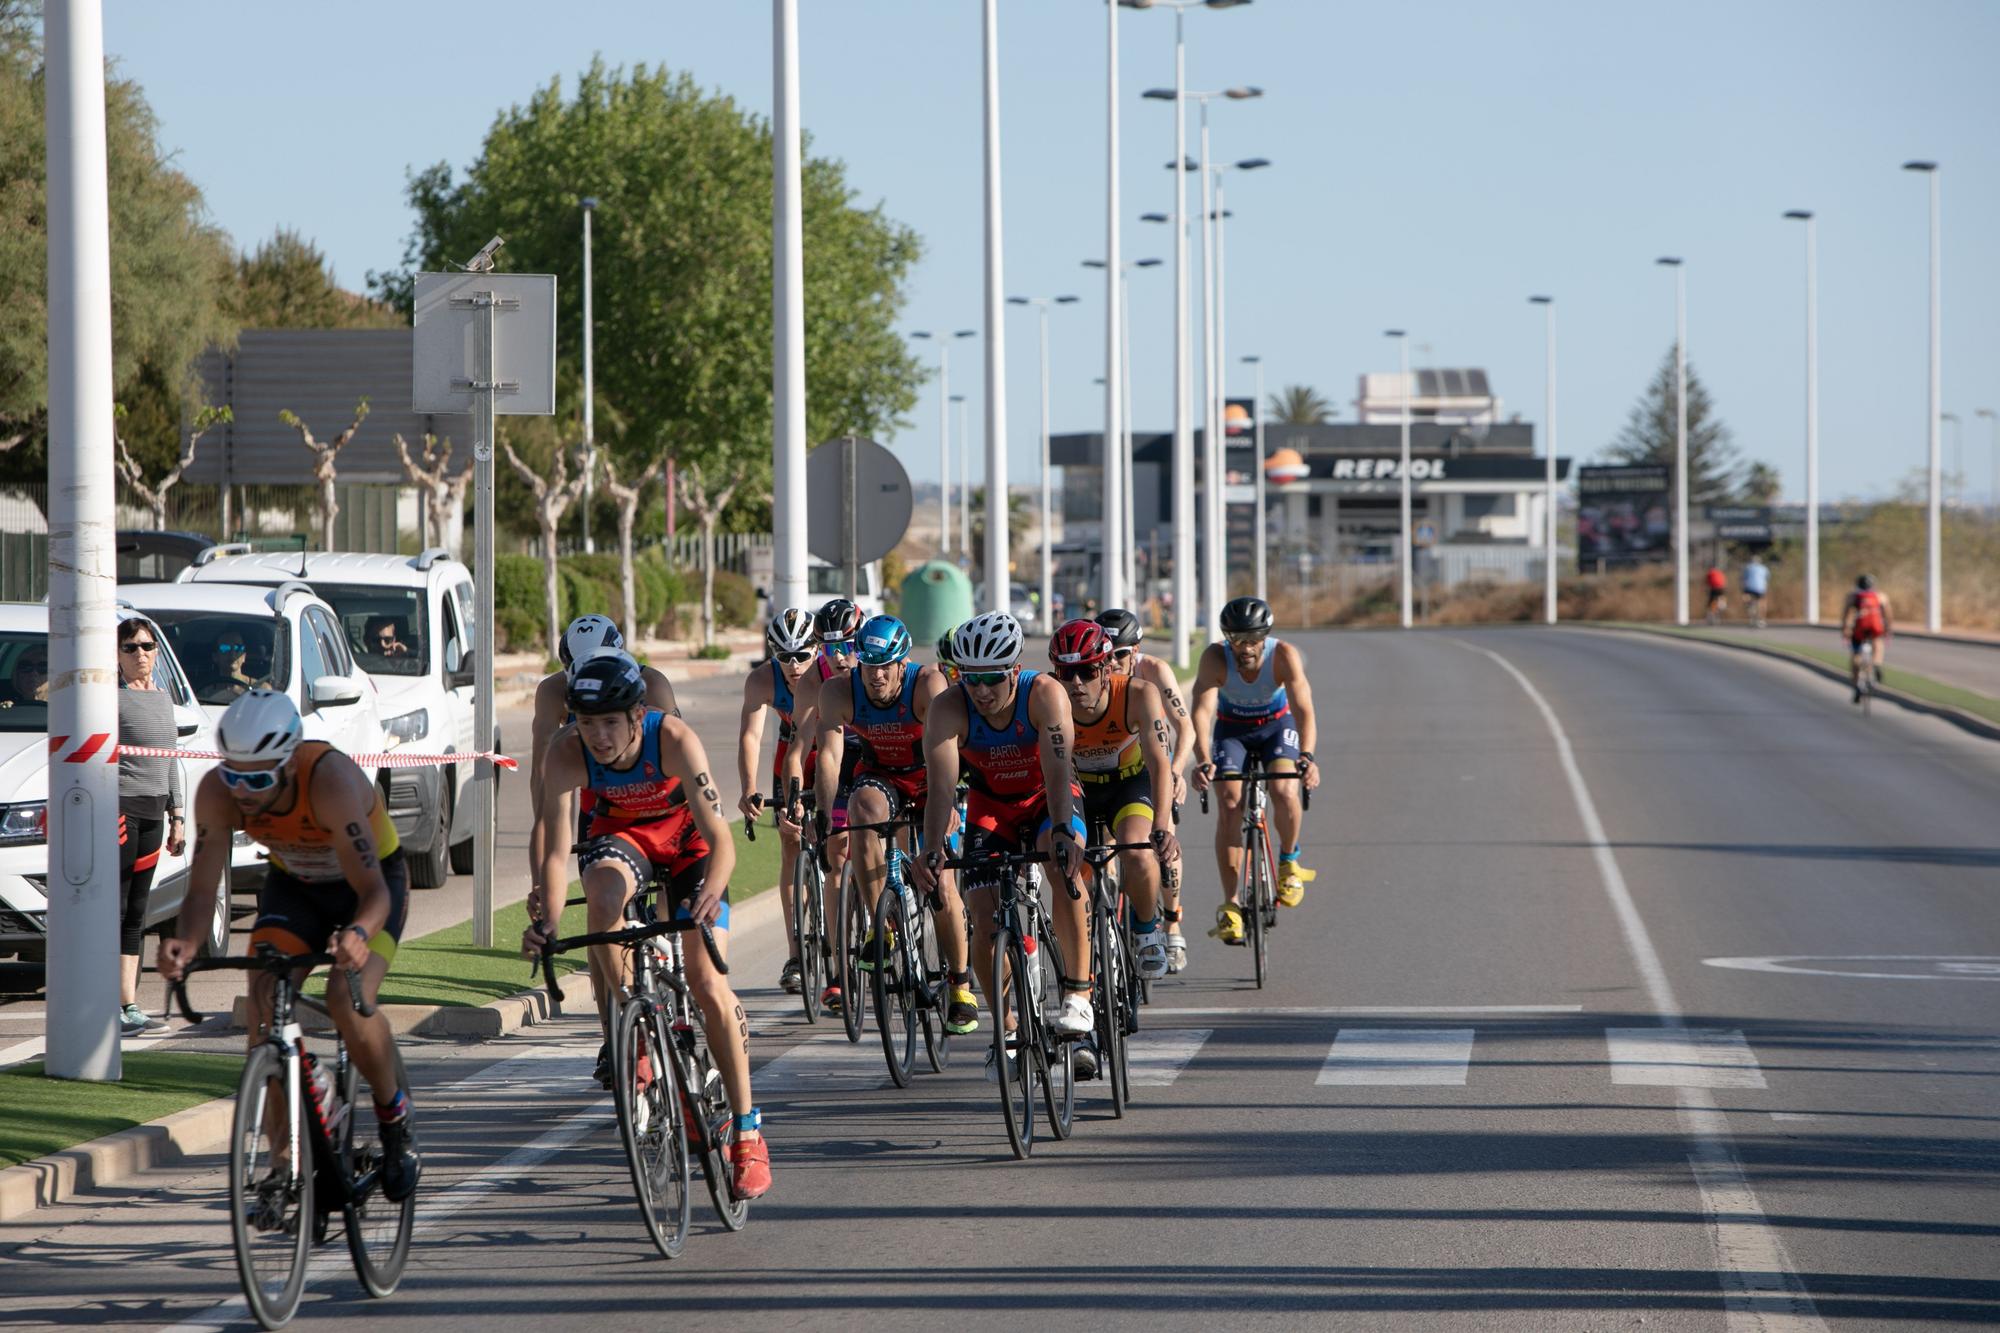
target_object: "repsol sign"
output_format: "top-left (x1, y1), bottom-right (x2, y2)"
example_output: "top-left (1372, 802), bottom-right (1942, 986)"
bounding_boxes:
top-left (1330, 457), bottom-right (1449, 480)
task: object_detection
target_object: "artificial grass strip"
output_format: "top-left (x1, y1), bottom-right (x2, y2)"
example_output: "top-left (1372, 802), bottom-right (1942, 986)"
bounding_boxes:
top-left (0, 1052), bottom-right (240, 1170)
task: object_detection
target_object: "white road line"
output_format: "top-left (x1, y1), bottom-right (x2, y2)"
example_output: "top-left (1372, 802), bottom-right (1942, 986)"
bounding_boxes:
top-left (1124, 1028), bottom-right (1212, 1086)
top-left (1145, 1004), bottom-right (1582, 1017)
top-left (1317, 1028), bottom-right (1475, 1086)
top-left (0, 1025), bottom-right (188, 1072)
top-left (1456, 639), bottom-right (1823, 1331)
top-left (1607, 1028), bottom-right (1768, 1089)
top-left (753, 1030), bottom-right (890, 1095)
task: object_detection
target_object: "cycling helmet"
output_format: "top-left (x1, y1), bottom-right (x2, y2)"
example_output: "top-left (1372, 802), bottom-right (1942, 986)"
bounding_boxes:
top-left (951, 612), bottom-right (1024, 671)
top-left (1095, 607), bottom-right (1143, 651)
top-left (1856, 574), bottom-right (1875, 591)
top-left (560, 614), bottom-right (624, 672)
top-left (765, 607), bottom-right (818, 656)
top-left (856, 615), bottom-right (912, 666)
top-left (566, 649), bottom-right (647, 715)
top-left (1219, 596), bottom-right (1275, 636)
top-left (815, 598), bottom-right (863, 644)
top-left (935, 628), bottom-right (959, 666)
top-left (1050, 619), bottom-right (1112, 668)
top-left (217, 688), bottom-right (304, 765)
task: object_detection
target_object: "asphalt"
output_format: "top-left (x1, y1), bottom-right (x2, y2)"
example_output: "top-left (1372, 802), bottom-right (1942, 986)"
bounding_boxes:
top-left (1678, 620), bottom-right (2000, 700)
top-left (3, 627), bottom-right (1997, 1329)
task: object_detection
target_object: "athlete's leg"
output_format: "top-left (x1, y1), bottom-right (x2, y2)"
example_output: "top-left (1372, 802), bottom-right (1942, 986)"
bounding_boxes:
top-left (847, 781), bottom-right (892, 925)
top-left (1115, 807), bottom-right (1160, 925)
top-left (1212, 776), bottom-right (1245, 903)
top-left (326, 950), bottom-right (399, 1104)
top-left (685, 922), bottom-right (751, 1114)
top-left (582, 856), bottom-right (641, 1040)
top-left (1267, 756), bottom-right (1304, 866)
top-left (1037, 819), bottom-right (1092, 998)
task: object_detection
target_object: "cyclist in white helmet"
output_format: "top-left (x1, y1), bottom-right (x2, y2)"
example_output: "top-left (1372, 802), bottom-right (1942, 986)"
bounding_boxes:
top-left (529, 614), bottom-right (680, 913)
top-left (736, 607), bottom-right (830, 993)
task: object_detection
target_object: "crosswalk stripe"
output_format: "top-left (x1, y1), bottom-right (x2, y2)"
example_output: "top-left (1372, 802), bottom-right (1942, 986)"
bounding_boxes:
top-left (1124, 1029), bottom-right (1212, 1086)
top-left (754, 1030), bottom-right (891, 1095)
top-left (1317, 1028), bottom-right (1475, 1085)
top-left (1606, 1028), bottom-right (1767, 1089)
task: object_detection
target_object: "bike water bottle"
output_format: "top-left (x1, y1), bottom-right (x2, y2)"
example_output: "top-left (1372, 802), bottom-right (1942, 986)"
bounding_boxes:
top-left (1023, 934), bottom-right (1042, 997)
top-left (304, 1053), bottom-right (345, 1139)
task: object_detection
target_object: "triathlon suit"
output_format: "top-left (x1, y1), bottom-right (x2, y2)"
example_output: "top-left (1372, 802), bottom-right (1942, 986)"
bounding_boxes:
top-left (1073, 672), bottom-right (1153, 834)
top-left (1706, 568), bottom-right (1727, 608)
top-left (958, 669), bottom-right (1085, 884)
top-left (848, 666), bottom-right (929, 820)
top-left (768, 656), bottom-right (822, 799)
top-left (246, 741), bottom-right (409, 966)
top-left (575, 708), bottom-right (724, 929)
top-left (1211, 639), bottom-right (1300, 776)
top-left (1849, 590), bottom-right (1887, 653)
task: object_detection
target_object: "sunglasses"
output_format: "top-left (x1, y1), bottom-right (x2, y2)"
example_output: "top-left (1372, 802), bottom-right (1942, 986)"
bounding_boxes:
top-left (1053, 664), bottom-right (1104, 684)
top-left (120, 641), bottom-right (158, 654)
top-left (373, 634), bottom-right (400, 646)
top-left (960, 669), bottom-right (1014, 687)
top-left (823, 641), bottom-right (855, 657)
top-left (218, 765), bottom-right (280, 792)
top-left (1225, 633), bottom-right (1268, 648)
top-left (214, 642), bottom-right (247, 654)
top-left (774, 649), bottom-right (814, 665)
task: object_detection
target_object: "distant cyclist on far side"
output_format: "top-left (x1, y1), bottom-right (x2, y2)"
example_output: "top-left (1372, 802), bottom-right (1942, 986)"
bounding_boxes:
top-left (1840, 574), bottom-right (1892, 702)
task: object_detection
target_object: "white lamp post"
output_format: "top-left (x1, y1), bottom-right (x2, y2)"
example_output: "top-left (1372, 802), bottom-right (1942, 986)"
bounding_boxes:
top-left (1529, 295), bottom-right (1557, 625)
top-left (1904, 160), bottom-right (1941, 632)
top-left (912, 329), bottom-right (975, 556)
top-left (980, 0), bottom-right (1009, 613)
top-left (772, 0), bottom-right (808, 611)
top-left (1242, 353), bottom-right (1267, 600)
top-left (953, 393), bottom-right (971, 565)
top-left (1386, 329), bottom-right (1412, 629)
top-left (1656, 256), bottom-right (1688, 626)
top-left (580, 196), bottom-right (597, 554)
top-left (1009, 295), bottom-right (1078, 634)
top-left (1783, 210), bottom-right (1820, 624)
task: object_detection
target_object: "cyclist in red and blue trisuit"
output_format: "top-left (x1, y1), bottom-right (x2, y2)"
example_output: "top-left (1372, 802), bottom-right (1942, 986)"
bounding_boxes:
top-left (737, 607), bottom-right (829, 995)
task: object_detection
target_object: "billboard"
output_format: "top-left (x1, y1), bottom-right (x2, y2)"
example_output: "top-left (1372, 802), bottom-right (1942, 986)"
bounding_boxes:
top-left (1576, 464), bottom-right (1672, 570)
top-left (1223, 398), bottom-right (1259, 577)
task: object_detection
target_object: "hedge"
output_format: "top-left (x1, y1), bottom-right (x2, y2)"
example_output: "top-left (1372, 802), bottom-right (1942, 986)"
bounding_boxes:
top-left (495, 548), bottom-right (693, 650)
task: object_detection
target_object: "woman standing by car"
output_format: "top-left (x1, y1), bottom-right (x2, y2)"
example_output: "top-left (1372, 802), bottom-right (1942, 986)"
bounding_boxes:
top-left (116, 615), bottom-right (185, 1036)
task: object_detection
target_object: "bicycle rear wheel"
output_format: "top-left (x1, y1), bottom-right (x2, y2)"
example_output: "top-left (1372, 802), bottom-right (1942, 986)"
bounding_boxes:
top-left (836, 863), bottom-right (869, 1043)
top-left (871, 887), bottom-right (919, 1087)
top-left (685, 1041), bottom-right (749, 1231)
top-left (794, 849), bottom-right (824, 1024)
top-left (992, 928), bottom-right (1036, 1159)
top-left (613, 999), bottom-right (691, 1259)
top-left (340, 1048), bottom-right (414, 1296)
top-left (1091, 900), bottom-right (1127, 1118)
top-left (229, 1043), bottom-right (312, 1330)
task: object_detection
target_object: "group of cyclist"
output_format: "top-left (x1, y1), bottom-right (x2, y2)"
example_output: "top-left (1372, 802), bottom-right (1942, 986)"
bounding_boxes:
top-left (154, 589), bottom-right (1318, 1223)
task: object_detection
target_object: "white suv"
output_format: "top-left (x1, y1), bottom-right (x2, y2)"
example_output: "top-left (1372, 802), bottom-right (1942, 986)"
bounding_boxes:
top-left (181, 549), bottom-right (483, 887)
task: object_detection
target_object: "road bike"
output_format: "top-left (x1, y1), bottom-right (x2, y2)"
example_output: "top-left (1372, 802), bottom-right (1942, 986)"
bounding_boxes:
top-left (945, 846), bottom-right (1078, 1160)
top-left (1854, 639), bottom-right (1876, 717)
top-left (168, 947), bottom-right (413, 1330)
top-left (845, 810), bottom-right (953, 1087)
top-left (1203, 765), bottom-right (1311, 990)
top-left (1082, 840), bottom-right (1154, 1117)
top-left (749, 781), bottom-right (830, 1023)
top-left (535, 886), bottom-right (746, 1254)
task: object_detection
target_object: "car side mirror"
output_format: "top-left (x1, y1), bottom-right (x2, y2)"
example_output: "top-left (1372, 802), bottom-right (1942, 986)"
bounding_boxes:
top-left (309, 675), bottom-right (364, 708)
top-left (444, 640), bottom-right (463, 673)
top-left (174, 704), bottom-right (203, 739)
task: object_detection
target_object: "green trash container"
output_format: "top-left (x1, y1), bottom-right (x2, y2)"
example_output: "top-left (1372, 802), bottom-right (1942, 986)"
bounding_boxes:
top-left (899, 561), bottom-right (975, 647)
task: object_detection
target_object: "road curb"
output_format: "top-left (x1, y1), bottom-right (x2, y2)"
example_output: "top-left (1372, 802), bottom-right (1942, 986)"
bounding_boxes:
top-left (0, 882), bottom-right (782, 1223)
top-left (1578, 623), bottom-right (2000, 743)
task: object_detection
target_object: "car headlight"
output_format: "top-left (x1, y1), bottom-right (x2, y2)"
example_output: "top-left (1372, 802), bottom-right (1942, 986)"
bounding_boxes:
top-left (382, 709), bottom-right (430, 747)
top-left (0, 801), bottom-right (48, 847)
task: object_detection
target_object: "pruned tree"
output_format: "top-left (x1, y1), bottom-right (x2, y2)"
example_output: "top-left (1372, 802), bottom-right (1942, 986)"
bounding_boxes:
top-left (600, 451), bottom-right (666, 641)
top-left (676, 458), bottom-right (745, 649)
top-left (393, 431), bottom-right (472, 556)
top-left (115, 403), bottom-right (231, 529)
top-left (503, 437), bottom-right (590, 653)
top-left (280, 398), bottom-right (369, 550)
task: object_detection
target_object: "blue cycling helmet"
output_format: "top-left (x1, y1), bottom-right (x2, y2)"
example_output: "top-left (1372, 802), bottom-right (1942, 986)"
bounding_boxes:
top-left (856, 615), bottom-right (913, 666)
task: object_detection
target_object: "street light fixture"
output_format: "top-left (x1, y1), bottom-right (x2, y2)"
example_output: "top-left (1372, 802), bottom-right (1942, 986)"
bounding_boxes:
top-left (1009, 295), bottom-right (1079, 633)
top-left (911, 328), bottom-right (977, 555)
top-left (1782, 210), bottom-right (1820, 623)
top-left (1656, 256), bottom-right (1689, 626)
top-left (1385, 329), bottom-right (1412, 629)
top-left (1904, 160), bottom-right (1941, 631)
top-left (1529, 296), bottom-right (1557, 625)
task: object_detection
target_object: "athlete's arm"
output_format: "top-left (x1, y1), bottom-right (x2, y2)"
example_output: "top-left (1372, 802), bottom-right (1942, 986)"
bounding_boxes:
top-left (527, 674), bottom-right (570, 896)
top-left (736, 669), bottom-right (771, 820)
top-left (1029, 675), bottom-right (1084, 867)
top-left (157, 773), bottom-right (240, 982)
top-left (642, 665), bottom-right (681, 718)
top-left (1141, 656), bottom-right (1195, 778)
top-left (811, 673), bottom-right (851, 823)
top-left (1839, 594), bottom-right (1856, 636)
top-left (915, 687), bottom-right (966, 888)
top-left (659, 717), bottom-right (735, 926)
top-left (1187, 645), bottom-right (1226, 791)
top-left (525, 729), bottom-right (587, 948)
top-left (1130, 679), bottom-right (1180, 860)
top-left (1879, 595), bottom-right (1893, 635)
top-left (314, 754), bottom-right (398, 973)
top-left (1277, 641), bottom-right (1320, 792)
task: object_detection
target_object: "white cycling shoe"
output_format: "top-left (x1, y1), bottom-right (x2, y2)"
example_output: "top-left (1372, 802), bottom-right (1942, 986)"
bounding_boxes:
top-left (1165, 930), bottom-right (1188, 975)
top-left (1135, 928), bottom-right (1169, 981)
top-left (1054, 991), bottom-right (1094, 1037)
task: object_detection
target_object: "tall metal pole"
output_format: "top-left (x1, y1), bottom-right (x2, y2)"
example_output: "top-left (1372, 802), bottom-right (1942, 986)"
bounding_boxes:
top-left (470, 283), bottom-right (499, 946)
top-left (955, 395), bottom-right (971, 565)
top-left (1531, 296), bottom-right (1556, 624)
top-left (1197, 109), bottom-right (1220, 637)
top-left (1903, 162), bottom-right (1943, 632)
top-left (1169, 9), bottom-right (1193, 665)
top-left (1038, 304), bottom-right (1054, 632)
top-left (1103, 0), bottom-right (1126, 614)
top-left (1121, 269), bottom-right (1139, 601)
top-left (1658, 257), bottom-right (1689, 626)
top-left (939, 343), bottom-right (952, 555)
top-left (981, 0), bottom-right (1009, 613)
top-left (1213, 173), bottom-right (1230, 611)
top-left (44, 0), bottom-right (122, 1081)
top-left (1392, 331), bottom-right (1412, 629)
top-left (1247, 355), bottom-right (1267, 601)
top-left (1786, 212), bottom-right (1820, 623)
top-left (772, 0), bottom-right (809, 613)
top-left (580, 199), bottom-right (596, 554)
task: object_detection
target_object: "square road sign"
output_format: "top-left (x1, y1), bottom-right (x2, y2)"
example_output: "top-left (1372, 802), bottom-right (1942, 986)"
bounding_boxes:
top-left (411, 271), bottom-right (557, 416)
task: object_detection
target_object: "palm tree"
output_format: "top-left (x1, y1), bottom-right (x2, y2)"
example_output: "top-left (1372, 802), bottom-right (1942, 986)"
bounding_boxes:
top-left (1268, 384), bottom-right (1335, 426)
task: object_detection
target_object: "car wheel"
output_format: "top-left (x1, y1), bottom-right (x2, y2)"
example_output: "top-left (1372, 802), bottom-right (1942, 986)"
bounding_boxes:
top-left (410, 775), bottom-right (451, 889)
top-left (448, 770), bottom-right (476, 875)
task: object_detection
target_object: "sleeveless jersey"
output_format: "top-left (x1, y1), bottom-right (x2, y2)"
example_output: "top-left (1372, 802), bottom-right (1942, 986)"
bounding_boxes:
top-left (1072, 673), bottom-right (1142, 778)
top-left (850, 667), bottom-right (925, 774)
top-left (1853, 590), bottom-right (1886, 637)
top-left (583, 709), bottom-right (688, 821)
top-left (242, 741), bottom-right (401, 884)
top-left (959, 670), bottom-right (1045, 799)
top-left (1217, 638), bottom-right (1290, 725)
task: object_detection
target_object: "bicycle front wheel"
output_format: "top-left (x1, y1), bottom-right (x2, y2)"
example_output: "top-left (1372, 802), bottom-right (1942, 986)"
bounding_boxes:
top-left (836, 863), bottom-right (869, 1043)
top-left (1038, 913), bottom-right (1076, 1141)
top-left (340, 1047), bottom-right (414, 1296)
top-left (1092, 902), bottom-right (1127, 1118)
top-left (1247, 822), bottom-right (1271, 990)
top-left (871, 887), bottom-right (919, 1088)
top-left (230, 1043), bottom-right (313, 1330)
top-left (793, 849), bottom-right (823, 1023)
top-left (993, 929), bottom-right (1036, 1160)
top-left (614, 998), bottom-right (692, 1259)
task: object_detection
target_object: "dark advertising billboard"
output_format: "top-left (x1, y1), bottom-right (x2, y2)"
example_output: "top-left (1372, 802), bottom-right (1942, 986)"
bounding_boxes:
top-left (1577, 464), bottom-right (1672, 570)
top-left (1223, 398), bottom-right (1258, 584)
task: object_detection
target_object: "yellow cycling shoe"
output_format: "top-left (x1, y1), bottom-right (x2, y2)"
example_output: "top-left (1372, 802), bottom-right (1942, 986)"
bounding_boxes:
top-left (1277, 860), bottom-right (1314, 907)
top-left (1209, 903), bottom-right (1246, 946)
top-left (944, 984), bottom-right (981, 1034)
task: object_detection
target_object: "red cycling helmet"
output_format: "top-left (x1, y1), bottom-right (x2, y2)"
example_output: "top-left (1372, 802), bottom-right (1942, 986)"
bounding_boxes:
top-left (1049, 618), bottom-right (1112, 669)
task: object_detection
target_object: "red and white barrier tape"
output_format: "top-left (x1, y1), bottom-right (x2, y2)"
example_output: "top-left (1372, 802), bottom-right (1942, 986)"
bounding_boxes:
top-left (112, 744), bottom-right (518, 772)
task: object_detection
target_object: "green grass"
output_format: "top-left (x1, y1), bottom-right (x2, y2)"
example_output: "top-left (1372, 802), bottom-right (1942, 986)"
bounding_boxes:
top-left (0, 1052), bottom-right (241, 1170)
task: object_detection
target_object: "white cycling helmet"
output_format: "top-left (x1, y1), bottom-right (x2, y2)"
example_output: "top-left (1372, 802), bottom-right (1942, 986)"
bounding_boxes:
top-left (951, 612), bottom-right (1025, 671)
top-left (765, 607), bottom-right (818, 656)
top-left (560, 614), bottom-right (624, 673)
top-left (217, 688), bottom-right (304, 765)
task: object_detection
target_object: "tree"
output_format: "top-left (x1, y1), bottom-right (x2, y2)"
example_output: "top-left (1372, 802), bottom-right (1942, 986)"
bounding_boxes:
top-left (1741, 460), bottom-right (1782, 505)
top-left (1604, 344), bottom-right (1742, 505)
top-left (280, 399), bottom-right (369, 551)
top-left (502, 435), bottom-right (589, 653)
top-left (229, 228), bottom-right (401, 331)
top-left (600, 452), bottom-right (666, 640)
top-left (393, 432), bottom-right (471, 556)
top-left (0, 6), bottom-right (236, 476)
top-left (1268, 384), bottom-right (1334, 426)
top-left (676, 458), bottom-right (746, 649)
top-left (968, 486), bottom-right (1031, 579)
top-left (115, 403), bottom-right (230, 529)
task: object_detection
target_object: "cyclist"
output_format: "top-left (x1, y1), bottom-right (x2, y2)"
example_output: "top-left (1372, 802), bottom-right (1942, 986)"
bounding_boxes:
top-left (1188, 596), bottom-right (1320, 945)
top-left (935, 628), bottom-right (961, 684)
top-left (1741, 555), bottom-right (1770, 627)
top-left (735, 607), bottom-right (826, 995)
top-left (1097, 607), bottom-right (1196, 971)
top-left (530, 615), bottom-right (679, 918)
top-left (522, 652), bottom-right (771, 1200)
top-left (1704, 563), bottom-right (1728, 624)
top-left (158, 690), bottom-right (421, 1202)
top-left (1051, 620), bottom-right (1181, 980)
top-left (1840, 574), bottom-right (1892, 702)
top-left (811, 615), bottom-right (979, 1034)
top-left (912, 613), bottom-right (1092, 1078)
top-left (774, 599), bottom-right (863, 1008)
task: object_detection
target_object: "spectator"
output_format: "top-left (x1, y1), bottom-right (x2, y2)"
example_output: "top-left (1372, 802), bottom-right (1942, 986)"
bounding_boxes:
top-left (199, 630), bottom-right (258, 704)
top-left (363, 615), bottom-right (413, 659)
top-left (0, 647), bottom-right (49, 708)
top-left (115, 616), bottom-right (184, 1036)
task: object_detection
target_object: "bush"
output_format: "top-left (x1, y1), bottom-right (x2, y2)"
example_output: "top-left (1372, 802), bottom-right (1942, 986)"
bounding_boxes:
top-left (711, 569), bottom-right (757, 628)
top-left (495, 606), bottom-right (541, 654)
top-left (693, 642), bottom-right (733, 660)
top-left (495, 555), bottom-right (548, 647)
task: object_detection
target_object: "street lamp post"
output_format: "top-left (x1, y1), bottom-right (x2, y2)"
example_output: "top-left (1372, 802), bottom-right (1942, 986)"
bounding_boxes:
top-left (1102, 0), bottom-right (1125, 614)
top-left (772, 0), bottom-right (809, 612)
top-left (1783, 210), bottom-right (1819, 623)
top-left (1085, 257), bottom-right (1161, 609)
top-left (1978, 409), bottom-right (1998, 520)
top-left (581, 197), bottom-right (598, 554)
top-left (980, 0), bottom-right (1010, 613)
top-left (1207, 156), bottom-right (1266, 615)
top-left (911, 329), bottom-right (975, 556)
top-left (1904, 160), bottom-right (1941, 631)
top-left (1942, 412), bottom-right (1962, 509)
top-left (1243, 354), bottom-right (1267, 600)
top-left (1657, 257), bottom-right (1688, 626)
top-left (953, 393), bottom-right (971, 564)
top-left (1386, 329), bottom-right (1411, 628)
top-left (1529, 296), bottom-right (1557, 625)
top-left (1009, 295), bottom-right (1078, 634)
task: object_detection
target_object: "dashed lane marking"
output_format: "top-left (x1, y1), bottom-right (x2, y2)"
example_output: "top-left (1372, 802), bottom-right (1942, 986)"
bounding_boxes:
top-left (1123, 1028), bottom-right (1213, 1086)
top-left (1317, 1028), bottom-right (1475, 1086)
top-left (1607, 1028), bottom-right (1768, 1089)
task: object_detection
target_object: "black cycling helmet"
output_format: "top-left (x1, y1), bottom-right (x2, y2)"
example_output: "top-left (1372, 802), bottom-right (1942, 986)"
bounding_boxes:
top-left (1856, 574), bottom-right (1875, 591)
top-left (815, 598), bottom-right (863, 643)
top-left (1095, 607), bottom-right (1142, 651)
top-left (566, 649), bottom-right (646, 715)
top-left (935, 628), bottom-right (958, 665)
top-left (1219, 596), bottom-right (1274, 637)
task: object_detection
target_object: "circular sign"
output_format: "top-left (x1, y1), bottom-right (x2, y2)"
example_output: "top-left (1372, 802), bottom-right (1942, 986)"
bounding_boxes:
top-left (1413, 521), bottom-right (1438, 547)
top-left (805, 436), bottom-right (912, 567)
top-left (1704, 955), bottom-right (2000, 982)
top-left (1264, 447), bottom-right (1311, 485)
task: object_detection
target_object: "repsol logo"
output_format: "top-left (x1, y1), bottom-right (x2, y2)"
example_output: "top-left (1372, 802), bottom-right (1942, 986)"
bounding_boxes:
top-left (1331, 458), bottom-right (1449, 480)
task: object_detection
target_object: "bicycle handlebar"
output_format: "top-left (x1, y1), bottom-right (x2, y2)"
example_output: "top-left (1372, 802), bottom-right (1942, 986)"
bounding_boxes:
top-left (166, 946), bottom-right (373, 1023)
top-left (744, 791), bottom-right (763, 842)
top-left (536, 915), bottom-right (730, 975)
top-left (936, 847), bottom-right (1082, 900)
top-left (1082, 841), bottom-right (1157, 867)
top-left (1197, 764), bottom-right (1314, 814)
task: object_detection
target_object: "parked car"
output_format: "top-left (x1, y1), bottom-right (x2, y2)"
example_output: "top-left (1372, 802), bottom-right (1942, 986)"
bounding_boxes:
top-left (0, 603), bottom-right (243, 969)
top-left (180, 548), bottom-right (486, 886)
top-left (801, 557), bottom-right (885, 620)
top-left (115, 531), bottom-right (234, 585)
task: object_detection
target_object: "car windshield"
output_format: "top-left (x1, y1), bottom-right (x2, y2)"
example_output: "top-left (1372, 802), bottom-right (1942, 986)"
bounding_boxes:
top-left (146, 612), bottom-right (289, 706)
top-left (0, 632), bottom-right (50, 733)
top-left (312, 585), bottom-right (428, 677)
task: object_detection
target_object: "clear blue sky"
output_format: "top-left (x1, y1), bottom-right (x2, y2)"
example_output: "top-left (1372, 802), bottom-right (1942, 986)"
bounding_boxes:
top-left (106, 1), bottom-right (2000, 503)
